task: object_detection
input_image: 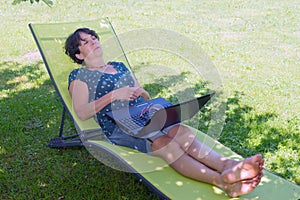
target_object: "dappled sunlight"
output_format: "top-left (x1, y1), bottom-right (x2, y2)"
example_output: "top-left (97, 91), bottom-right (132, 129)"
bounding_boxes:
top-left (0, 61), bottom-right (47, 96)
top-left (0, 146), bottom-right (7, 154)
top-left (175, 181), bottom-right (183, 186)
top-left (147, 160), bottom-right (154, 164)
top-left (0, 93), bottom-right (8, 98)
top-left (260, 174), bottom-right (272, 184)
top-left (7, 74), bottom-right (29, 84)
top-left (155, 166), bottom-right (164, 171)
top-left (38, 180), bottom-right (48, 188)
top-left (0, 168), bottom-right (4, 175)
top-left (6, 74), bottom-right (36, 90)
top-left (212, 186), bottom-right (226, 196)
top-left (120, 152), bottom-right (129, 156)
top-left (166, 152), bottom-right (177, 162)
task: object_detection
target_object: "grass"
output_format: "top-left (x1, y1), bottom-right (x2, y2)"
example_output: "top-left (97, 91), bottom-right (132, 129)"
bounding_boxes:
top-left (1, 0), bottom-right (299, 199)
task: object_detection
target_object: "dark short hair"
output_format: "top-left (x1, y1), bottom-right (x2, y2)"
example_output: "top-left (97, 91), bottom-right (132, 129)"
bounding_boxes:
top-left (64, 28), bottom-right (99, 64)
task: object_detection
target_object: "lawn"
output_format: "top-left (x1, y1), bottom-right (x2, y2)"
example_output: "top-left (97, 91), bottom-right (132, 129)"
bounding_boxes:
top-left (0, 0), bottom-right (299, 199)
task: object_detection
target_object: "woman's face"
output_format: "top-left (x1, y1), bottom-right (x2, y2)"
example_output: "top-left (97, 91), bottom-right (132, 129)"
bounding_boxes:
top-left (76, 32), bottom-right (102, 61)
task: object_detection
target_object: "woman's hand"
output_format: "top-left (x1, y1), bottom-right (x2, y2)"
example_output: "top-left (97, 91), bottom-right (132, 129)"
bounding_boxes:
top-left (112, 86), bottom-right (144, 101)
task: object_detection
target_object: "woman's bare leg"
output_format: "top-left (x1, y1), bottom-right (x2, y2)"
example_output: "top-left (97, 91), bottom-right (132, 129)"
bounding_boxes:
top-left (166, 124), bottom-right (264, 183)
top-left (151, 135), bottom-right (262, 197)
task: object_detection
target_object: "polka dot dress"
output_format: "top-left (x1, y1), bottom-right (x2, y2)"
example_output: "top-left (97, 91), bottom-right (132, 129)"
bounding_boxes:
top-left (68, 62), bottom-right (145, 136)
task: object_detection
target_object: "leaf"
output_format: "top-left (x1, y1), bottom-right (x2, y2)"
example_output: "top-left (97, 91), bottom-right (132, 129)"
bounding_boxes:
top-left (11, 0), bottom-right (53, 7)
top-left (42, 0), bottom-right (53, 7)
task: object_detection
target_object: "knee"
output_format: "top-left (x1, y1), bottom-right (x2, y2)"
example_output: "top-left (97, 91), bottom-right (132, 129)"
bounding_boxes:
top-left (151, 136), bottom-right (184, 163)
top-left (151, 135), bottom-right (173, 151)
top-left (168, 124), bottom-right (194, 138)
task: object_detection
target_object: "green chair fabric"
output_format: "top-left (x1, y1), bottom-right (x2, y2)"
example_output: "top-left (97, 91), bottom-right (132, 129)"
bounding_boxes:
top-left (29, 18), bottom-right (300, 200)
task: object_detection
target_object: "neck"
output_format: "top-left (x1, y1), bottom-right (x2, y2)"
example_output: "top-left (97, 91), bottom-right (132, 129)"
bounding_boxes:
top-left (85, 57), bottom-right (106, 69)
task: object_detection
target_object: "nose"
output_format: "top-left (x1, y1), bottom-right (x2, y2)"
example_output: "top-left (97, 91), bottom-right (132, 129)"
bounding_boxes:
top-left (89, 38), bottom-right (96, 44)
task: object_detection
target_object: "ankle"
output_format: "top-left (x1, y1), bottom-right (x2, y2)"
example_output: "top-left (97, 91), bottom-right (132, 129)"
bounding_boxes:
top-left (220, 159), bottom-right (236, 173)
top-left (213, 175), bottom-right (227, 190)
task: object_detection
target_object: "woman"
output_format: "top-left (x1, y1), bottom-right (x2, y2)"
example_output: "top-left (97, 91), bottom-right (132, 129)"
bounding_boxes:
top-left (65, 28), bottom-right (264, 198)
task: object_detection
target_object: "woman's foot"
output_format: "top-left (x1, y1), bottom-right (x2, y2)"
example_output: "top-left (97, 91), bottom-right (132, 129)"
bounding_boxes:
top-left (221, 154), bottom-right (264, 183)
top-left (223, 172), bottom-right (263, 198)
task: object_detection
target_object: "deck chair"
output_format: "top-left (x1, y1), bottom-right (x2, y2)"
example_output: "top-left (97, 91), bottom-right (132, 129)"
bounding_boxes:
top-left (29, 18), bottom-right (300, 200)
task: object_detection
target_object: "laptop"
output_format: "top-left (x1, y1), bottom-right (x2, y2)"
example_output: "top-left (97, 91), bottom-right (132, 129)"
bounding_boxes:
top-left (106, 92), bottom-right (215, 138)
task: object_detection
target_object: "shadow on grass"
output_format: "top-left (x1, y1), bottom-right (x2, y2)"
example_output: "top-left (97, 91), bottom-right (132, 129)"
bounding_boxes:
top-left (0, 61), bottom-right (46, 91)
top-left (220, 91), bottom-right (300, 184)
top-left (144, 72), bottom-right (211, 103)
top-left (221, 91), bottom-right (299, 153)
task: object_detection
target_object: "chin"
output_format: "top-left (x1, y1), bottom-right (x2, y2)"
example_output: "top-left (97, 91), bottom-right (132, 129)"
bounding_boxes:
top-left (94, 48), bottom-right (103, 56)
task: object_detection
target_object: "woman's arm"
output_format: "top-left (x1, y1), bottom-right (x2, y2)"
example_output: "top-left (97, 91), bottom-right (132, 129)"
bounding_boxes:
top-left (69, 80), bottom-right (114, 120)
top-left (69, 79), bottom-right (146, 120)
top-left (131, 73), bottom-right (151, 100)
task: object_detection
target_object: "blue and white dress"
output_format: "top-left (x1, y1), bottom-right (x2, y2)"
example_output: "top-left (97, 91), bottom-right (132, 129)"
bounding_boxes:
top-left (68, 62), bottom-right (152, 153)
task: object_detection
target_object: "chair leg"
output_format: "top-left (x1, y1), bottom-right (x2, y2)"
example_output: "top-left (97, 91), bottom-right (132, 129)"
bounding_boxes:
top-left (58, 105), bottom-right (66, 137)
top-left (47, 106), bottom-right (83, 148)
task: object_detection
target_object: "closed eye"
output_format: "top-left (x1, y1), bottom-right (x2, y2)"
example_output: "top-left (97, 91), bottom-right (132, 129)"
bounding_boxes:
top-left (80, 36), bottom-right (98, 46)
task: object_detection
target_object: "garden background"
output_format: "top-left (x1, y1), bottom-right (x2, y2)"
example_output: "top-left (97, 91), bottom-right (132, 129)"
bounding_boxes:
top-left (0, 0), bottom-right (299, 199)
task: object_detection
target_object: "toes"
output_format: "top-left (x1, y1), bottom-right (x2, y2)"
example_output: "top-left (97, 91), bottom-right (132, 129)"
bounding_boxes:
top-left (227, 179), bottom-right (261, 198)
top-left (222, 155), bottom-right (264, 183)
top-left (259, 159), bottom-right (265, 170)
top-left (253, 154), bottom-right (263, 165)
top-left (252, 172), bottom-right (263, 186)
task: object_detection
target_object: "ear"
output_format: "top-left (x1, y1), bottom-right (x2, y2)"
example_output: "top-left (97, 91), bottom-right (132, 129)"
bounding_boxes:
top-left (75, 53), bottom-right (84, 61)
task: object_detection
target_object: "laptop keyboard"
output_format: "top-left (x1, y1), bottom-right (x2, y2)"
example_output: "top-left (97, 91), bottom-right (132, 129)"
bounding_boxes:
top-left (119, 114), bottom-right (149, 130)
top-left (118, 102), bottom-right (173, 130)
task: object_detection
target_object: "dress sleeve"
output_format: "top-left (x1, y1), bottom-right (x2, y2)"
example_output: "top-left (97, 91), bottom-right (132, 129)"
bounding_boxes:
top-left (68, 68), bottom-right (80, 89)
top-left (120, 62), bottom-right (130, 73)
top-left (110, 61), bottom-right (130, 74)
